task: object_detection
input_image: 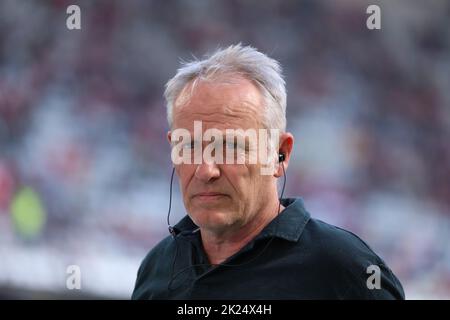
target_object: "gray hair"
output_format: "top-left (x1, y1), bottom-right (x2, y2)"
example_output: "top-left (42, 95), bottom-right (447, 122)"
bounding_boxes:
top-left (164, 44), bottom-right (287, 132)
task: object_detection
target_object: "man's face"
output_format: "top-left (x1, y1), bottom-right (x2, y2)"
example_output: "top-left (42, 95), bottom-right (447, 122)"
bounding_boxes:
top-left (169, 76), bottom-right (276, 235)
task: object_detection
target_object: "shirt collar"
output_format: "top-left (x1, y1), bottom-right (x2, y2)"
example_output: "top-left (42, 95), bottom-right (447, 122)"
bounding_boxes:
top-left (255, 197), bottom-right (310, 242)
top-left (173, 197), bottom-right (310, 242)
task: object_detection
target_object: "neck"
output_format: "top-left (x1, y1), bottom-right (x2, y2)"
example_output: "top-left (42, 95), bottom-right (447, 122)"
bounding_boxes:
top-left (201, 198), bottom-right (285, 265)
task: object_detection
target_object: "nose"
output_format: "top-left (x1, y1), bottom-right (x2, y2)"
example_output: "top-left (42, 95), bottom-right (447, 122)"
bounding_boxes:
top-left (194, 162), bottom-right (220, 183)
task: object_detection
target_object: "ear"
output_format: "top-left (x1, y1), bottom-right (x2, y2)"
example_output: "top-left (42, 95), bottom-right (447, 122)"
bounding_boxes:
top-left (274, 132), bottom-right (294, 178)
top-left (167, 131), bottom-right (177, 170)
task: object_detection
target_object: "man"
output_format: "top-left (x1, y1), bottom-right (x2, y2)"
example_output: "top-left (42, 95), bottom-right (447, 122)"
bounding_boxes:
top-left (132, 44), bottom-right (405, 299)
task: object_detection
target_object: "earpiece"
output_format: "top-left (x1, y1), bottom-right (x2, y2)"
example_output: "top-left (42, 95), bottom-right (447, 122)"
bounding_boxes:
top-left (278, 153), bottom-right (285, 162)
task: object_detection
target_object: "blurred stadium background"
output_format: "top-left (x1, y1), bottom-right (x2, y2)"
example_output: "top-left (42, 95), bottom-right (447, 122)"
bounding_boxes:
top-left (0, 0), bottom-right (449, 299)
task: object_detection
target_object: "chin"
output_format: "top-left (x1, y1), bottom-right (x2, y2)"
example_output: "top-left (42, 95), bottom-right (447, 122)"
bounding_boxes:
top-left (190, 208), bottom-right (234, 229)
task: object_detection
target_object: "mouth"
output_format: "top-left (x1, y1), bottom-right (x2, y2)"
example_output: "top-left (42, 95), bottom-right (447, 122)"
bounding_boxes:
top-left (193, 192), bottom-right (228, 201)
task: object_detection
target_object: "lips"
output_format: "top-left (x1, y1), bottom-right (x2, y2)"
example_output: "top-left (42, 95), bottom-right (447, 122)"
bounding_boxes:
top-left (195, 192), bottom-right (226, 197)
top-left (193, 192), bottom-right (228, 200)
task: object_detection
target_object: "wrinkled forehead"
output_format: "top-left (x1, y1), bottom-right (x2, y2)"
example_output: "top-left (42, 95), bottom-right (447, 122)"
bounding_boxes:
top-left (172, 76), bottom-right (266, 131)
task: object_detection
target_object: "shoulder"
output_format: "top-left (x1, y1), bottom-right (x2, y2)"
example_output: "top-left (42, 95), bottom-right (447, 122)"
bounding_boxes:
top-left (131, 236), bottom-right (174, 299)
top-left (298, 217), bottom-right (405, 299)
top-left (303, 218), bottom-right (382, 264)
top-left (136, 235), bottom-right (174, 277)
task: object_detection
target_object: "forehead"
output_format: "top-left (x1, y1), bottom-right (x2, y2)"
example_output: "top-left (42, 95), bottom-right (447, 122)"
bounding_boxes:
top-left (172, 76), bottom-right (265, 131)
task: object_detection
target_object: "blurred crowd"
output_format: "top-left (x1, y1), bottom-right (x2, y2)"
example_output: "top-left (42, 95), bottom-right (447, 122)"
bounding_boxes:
top-left (0, 0), bottom-right (449, 298)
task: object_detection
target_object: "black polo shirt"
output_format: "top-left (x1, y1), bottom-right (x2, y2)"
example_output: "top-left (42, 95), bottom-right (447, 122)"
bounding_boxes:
top-left (132, 198), bottom-right (405, 299)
